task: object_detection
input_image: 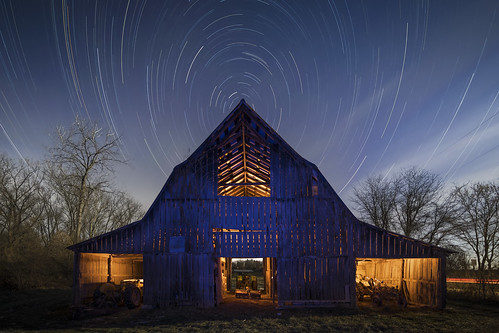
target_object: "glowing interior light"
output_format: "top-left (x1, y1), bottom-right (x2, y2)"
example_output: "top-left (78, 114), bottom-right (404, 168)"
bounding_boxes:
top-left (217, 115), bottom-right (270, 197)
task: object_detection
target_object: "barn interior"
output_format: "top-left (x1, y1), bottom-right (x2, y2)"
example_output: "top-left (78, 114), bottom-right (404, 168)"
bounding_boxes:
top-left (78, 253), bottom-right (143, 304)
top-left (216, 108), bottom-right (271, 198)
top-left (217, 257), bottom-right (276, 303)
top-left (356, 258), bottom-right (440, 307)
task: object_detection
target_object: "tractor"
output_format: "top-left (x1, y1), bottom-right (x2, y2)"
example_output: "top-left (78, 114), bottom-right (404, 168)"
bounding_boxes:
top-left (93, 279), bottom-right (143, 309)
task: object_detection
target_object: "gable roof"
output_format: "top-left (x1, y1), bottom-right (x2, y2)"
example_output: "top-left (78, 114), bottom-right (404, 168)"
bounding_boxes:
top-left (192, 99), bottom-right (301, 161)
top-left (142, 99), bottom-right (308, 212)
top-left (68, 100), bottom-right (452, 257)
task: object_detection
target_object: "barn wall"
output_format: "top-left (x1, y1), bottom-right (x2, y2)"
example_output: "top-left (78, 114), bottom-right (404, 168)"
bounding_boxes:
top-left (79, 253), bottom-right (109, 303)
top-left (271, 145), bottom-right (357, 307)
top-left (213, 197), bottom-right (278, 258)
top-left (404, 258), bottom-right (440, 307)
top-left (143, 253), bottom-right (214, 307)
top-left (353, 221), bottom-right (443, 259)
top-left (277, 256), bottom-right (354, 307)
top-left (70, 221), bottom-right (144, 254)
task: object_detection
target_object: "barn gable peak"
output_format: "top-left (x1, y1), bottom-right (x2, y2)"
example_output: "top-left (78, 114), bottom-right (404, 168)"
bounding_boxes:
top-left (212, 99), bottom-right (275, 145)
top-left (196, 99), bottom-right (297, 158)
top-left (211, 99), bottom-right (275, 197)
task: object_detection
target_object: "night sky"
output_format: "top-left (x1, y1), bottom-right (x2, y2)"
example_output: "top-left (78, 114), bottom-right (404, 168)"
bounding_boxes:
top-left (1, 0), bottom-right (498, 211)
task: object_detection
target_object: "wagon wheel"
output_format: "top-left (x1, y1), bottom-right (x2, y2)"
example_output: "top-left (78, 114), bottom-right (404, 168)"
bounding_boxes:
top-left (124, 285), bottom-right (142, 309)
top-left (372, 293), bottom-right (382, 307)
top-left (94, 283), bottom-right (118, 308)
top-left (356, 284), bottom-right (364, 301)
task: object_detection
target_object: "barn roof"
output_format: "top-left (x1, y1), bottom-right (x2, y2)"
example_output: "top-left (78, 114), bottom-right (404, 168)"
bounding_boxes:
top-left (138, 99), bottom-right (312, 217)
top-left (68, 100), bottom-right (451, 257)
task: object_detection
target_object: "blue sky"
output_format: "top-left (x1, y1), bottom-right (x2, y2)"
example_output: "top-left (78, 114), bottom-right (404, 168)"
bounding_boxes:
top-left (1, 0), bottom-right (498, 211)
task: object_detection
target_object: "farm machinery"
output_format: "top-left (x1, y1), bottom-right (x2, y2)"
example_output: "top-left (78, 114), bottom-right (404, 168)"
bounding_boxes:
top-left (356, 275), bottom-right (407, 308)
top-left (93, 279), bottom-right (143, 309)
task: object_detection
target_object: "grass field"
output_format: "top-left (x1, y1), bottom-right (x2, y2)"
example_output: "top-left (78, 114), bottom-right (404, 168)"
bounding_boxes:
top-left (1, 288), bottom-right (498, 332)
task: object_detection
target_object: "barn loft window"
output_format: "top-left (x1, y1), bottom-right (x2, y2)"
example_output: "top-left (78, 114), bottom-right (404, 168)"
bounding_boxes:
top-left (217, 115), bottom-right (270, 197)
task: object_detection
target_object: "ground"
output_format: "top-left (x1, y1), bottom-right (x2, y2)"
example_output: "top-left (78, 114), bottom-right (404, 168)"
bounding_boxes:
top-left (0, 289), bottom-right (498, 332)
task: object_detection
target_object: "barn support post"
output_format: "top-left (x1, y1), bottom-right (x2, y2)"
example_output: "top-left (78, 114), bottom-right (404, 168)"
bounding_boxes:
top-left (437, 256), bottom-right (447, 308)
top-left (107, 255), bottom-right (112, 283)
top-left (273, 258), bottom-right (277, 303)
top-left (142, 253), bottom-right (153, 307)
top-left (215, 257), bottom-right (222, 305)
top-left (400, 259), bottom-right (406, 298)
top-left (72, 251), bottom-right (81, 306)
top-left (347, 220), bottom-right (356, 307)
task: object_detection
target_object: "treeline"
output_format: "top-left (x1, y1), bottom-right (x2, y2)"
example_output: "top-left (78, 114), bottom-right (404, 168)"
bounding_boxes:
top-left (232, 259), bottom-right (262, 271)
top-left (352, 168), bottom-right (499, 298)
top-left (0, 117), bottom-right (144, 289)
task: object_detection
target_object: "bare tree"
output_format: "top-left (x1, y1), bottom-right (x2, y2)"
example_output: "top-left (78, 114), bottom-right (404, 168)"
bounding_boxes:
top-left (0, 155), bottom-right (49, 288)
top-left (452, 182), bottom-right (499, 271)
top-left (352, 167), bottom-right (452, 245)
top-left (352, 175), bottom-right (396, 231)
top-left (393, 167), bottom-right (443, 239)
top-left (35, 184), bottom-right (65, 247)
top-left (0, 154), bottom-right (43, 248)
top-left (82, 190), bottom-right (144, 239)
top-left (418, 198), bottom-right (455, 246)
top-left (107, 191), bottom-right (144, 230)
top-left (47, 116), bottom-right (124, 243)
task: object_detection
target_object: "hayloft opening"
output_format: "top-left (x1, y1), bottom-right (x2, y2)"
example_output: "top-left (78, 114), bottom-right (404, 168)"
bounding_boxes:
top-left (217, 114), bottom-right (271, 197)
top-left (217, 257), bottom-right (277, 304)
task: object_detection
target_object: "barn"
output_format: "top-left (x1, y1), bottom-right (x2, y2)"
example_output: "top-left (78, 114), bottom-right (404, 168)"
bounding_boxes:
top-left (68, 99), bottom-right (449, 309)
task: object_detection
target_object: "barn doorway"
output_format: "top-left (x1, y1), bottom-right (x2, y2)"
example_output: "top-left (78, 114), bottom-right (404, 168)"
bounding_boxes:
top-left (355, 258), bottom-right (440, 307)
top-left (77, 253), bottom-right (143, 305)
top-left (216, 257), bottom-right (277, 304)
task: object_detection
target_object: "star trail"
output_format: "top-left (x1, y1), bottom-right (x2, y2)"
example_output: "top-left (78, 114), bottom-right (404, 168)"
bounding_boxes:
top-left (1, 0), bottom-right (498, 209)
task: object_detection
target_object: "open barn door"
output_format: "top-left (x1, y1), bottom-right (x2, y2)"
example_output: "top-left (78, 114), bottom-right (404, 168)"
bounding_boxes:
top-left (356, 258), bottom-right (441, 307)
top-left (74, 253), bottom-right (143, 307)
top-left (216, 257), bottom-right (277, 305)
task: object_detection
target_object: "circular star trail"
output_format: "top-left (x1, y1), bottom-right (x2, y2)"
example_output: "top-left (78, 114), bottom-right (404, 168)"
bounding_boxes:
top-left (1, 0), bottom-right (499, 208)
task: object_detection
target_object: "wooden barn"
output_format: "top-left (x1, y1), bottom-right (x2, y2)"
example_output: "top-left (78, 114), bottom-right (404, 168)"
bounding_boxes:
top-left (68, 99), bottom-right (449, 309)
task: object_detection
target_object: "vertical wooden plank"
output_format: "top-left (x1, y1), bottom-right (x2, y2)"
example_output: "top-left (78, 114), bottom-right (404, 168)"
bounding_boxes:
top-left (72, 252), bottom-right (81, 306)
top-left (205, 254), bottom-right (211, 307)
top-left (242, 198), bottom-right (248, 257)
top-left (331, 257), bottom-right (337, 300)
top-left (438, 256), bottom-right (446, 308)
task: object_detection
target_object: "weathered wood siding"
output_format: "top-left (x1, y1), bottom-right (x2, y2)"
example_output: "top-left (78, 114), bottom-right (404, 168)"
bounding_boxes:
top-left (278, 257), bottom-right (353, 307)
top-left (353, 222), bottom-right (445, 259)
top-left (71, 221), bottom-right (144, 254)
top-left (213, 197), bottom-right (278, 258)
top-left (78, 253), bottom-right (109, 303)
top-left (404, 258), bottom-right (440, 307)
top-left (143, 253), bottom-right (213, 307)
top-left (271, 144), bottom-right (357, 307)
